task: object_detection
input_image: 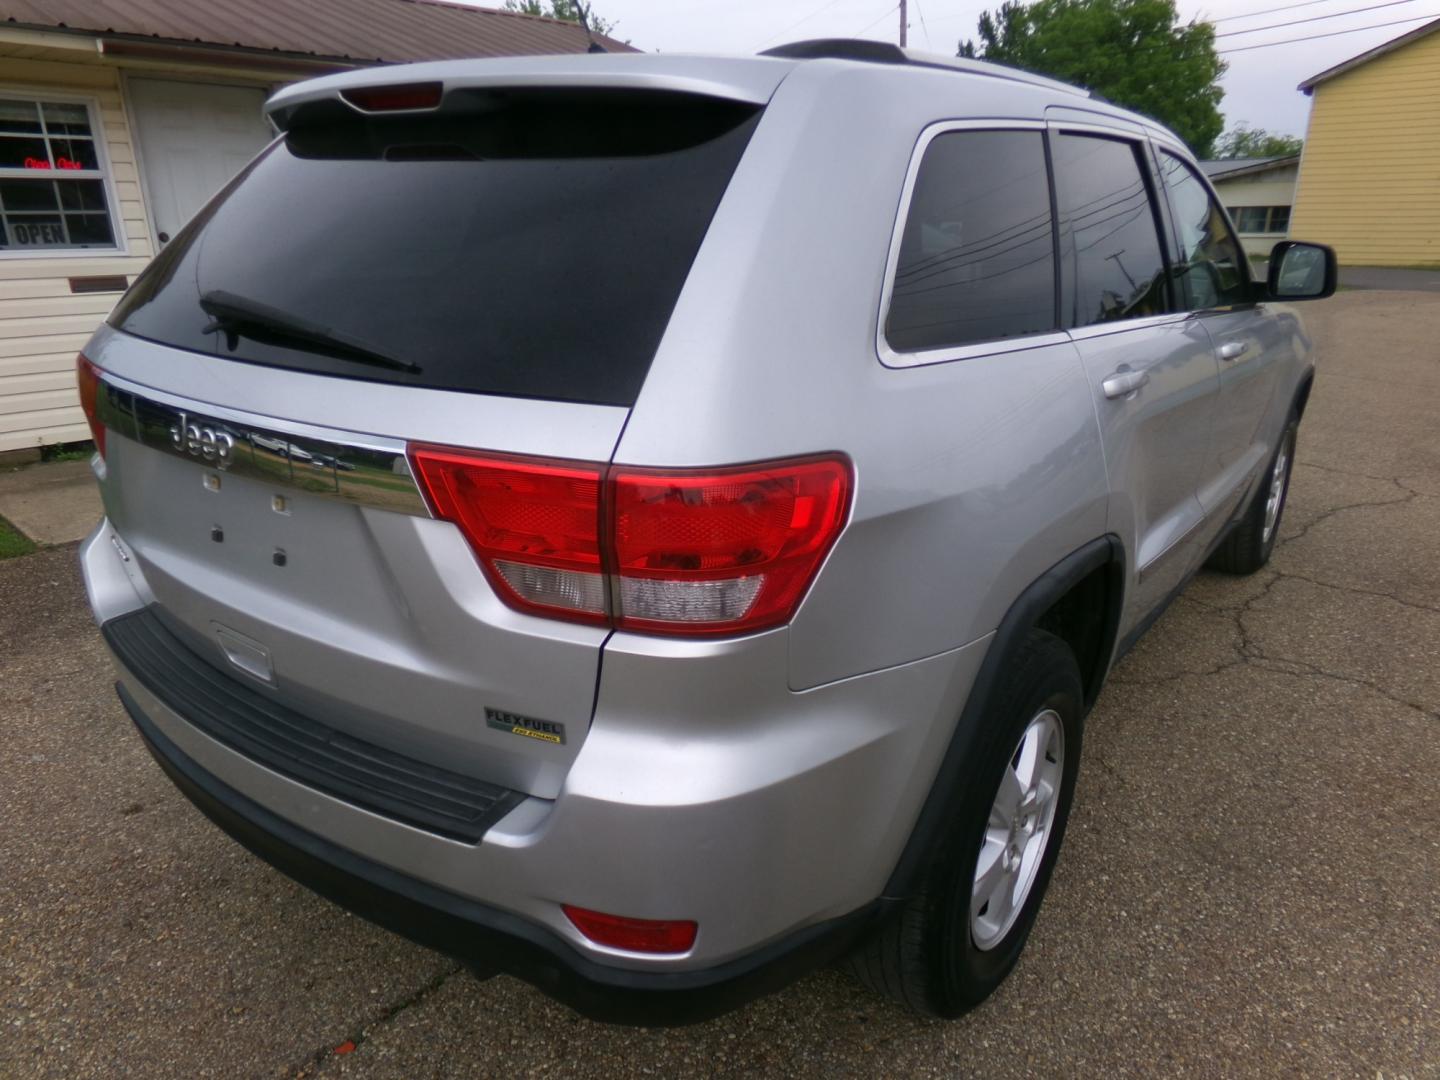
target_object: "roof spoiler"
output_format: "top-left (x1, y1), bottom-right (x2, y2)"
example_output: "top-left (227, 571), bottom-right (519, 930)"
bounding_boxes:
top-left (265, 55), bottom-right (789, 131)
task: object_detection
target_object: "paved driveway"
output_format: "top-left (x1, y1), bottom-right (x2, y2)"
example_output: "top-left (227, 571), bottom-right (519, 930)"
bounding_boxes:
top-left (1340, 265), bottom-right (1440, 292)
top-left (3, 291), bottom-right (1437, 1078)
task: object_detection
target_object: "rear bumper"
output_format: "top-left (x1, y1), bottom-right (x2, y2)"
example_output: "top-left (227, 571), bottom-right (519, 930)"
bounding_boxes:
top-left (121, 682), bottom-right (881, 1025)
top-left (82, 517), bottom-right (990, 1017)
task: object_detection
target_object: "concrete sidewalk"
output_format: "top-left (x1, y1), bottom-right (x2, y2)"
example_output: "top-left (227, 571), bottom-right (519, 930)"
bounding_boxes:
top-left (0, 458), bottom-right (102, 546)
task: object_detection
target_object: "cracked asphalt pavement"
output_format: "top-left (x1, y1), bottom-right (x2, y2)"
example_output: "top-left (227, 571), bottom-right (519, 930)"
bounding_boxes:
top-left (3, 291), bottom-right (1437, 1077)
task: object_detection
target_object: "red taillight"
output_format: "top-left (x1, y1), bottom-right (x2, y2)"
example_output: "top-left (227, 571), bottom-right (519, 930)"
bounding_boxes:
top-left (562, 905), bottom-right (697, 954)
top-left (408, 446), bottom-right (851, 637)
top-left (611, 457), bottom-right (852, 635)
top-left (76, 354), bottom-right (105, 458)
top-left (409, 446), bottom-right (606, 623)
top-left (340, 82), bottom-right (443, 113)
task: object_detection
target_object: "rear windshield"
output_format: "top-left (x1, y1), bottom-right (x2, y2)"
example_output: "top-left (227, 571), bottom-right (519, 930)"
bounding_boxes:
top-left (109, 90), bottom-right (760, 406)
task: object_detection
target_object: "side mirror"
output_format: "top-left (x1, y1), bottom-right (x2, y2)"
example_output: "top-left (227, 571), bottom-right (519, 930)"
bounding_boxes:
top-left (1267, 241), bottom-right (1337, 301)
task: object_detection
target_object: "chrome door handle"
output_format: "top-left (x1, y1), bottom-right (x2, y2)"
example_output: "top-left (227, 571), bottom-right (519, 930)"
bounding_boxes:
top-left (1219, 341), bottom-right (1249, 361)
top-left (1102, 368), bottom-right (1150, 399)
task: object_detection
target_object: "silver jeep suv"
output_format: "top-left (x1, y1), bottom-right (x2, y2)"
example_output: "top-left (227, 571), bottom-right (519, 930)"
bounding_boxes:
top-left (78, 41), bottom-right (1335, 1024)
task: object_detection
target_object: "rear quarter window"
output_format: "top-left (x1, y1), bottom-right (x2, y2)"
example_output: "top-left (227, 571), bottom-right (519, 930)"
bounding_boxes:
top-left (110, 90), bottom-right (760, 407)
top-left (884, 128), bottom-right (1058, 355)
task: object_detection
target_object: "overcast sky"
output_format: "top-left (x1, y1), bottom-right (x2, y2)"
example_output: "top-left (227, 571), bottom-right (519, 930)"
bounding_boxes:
top-left (575, 0), bottom-right (1440, 138)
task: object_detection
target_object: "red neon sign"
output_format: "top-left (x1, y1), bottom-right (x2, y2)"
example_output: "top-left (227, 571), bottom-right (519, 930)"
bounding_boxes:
top-left (22, 156), bottom-right (82, 170)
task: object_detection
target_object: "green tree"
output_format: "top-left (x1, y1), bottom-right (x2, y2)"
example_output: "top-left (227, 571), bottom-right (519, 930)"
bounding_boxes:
top-left (503, 0), bottom-right (616, 37)
top-left (959, 0), bottom-right (1226, 157)
top-left (1214, 124), bottom-right (1303, 159)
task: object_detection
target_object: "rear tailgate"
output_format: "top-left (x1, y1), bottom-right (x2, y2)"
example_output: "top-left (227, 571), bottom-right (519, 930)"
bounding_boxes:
top-left (88, 328), bottom-right (625, 799)
top-left (87, 72), bottom-right (769, 800)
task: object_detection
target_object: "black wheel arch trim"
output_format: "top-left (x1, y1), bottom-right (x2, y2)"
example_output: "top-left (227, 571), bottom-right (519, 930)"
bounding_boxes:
top-left (882, 534), bottom-right (1124, 901)
top-left (118, 682), bottom-right (889, 1026)
top-left (1292, 366), bottom-right (1316, 420)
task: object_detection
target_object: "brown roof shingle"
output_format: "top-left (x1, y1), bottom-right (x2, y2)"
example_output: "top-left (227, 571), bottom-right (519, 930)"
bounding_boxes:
top-left (0, 0), bottom-right (634, 63)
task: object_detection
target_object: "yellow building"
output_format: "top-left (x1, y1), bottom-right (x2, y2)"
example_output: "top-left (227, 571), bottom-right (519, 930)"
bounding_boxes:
top-left (1290, 17), bottom-right (1440, 267)
top-left (0, 0), bottom-right (625, 455)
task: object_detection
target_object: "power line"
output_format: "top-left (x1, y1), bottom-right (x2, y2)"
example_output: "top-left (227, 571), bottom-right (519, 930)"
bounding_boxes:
top-left (913, 0), bottom-right (933, 47)
top-left (1210, 0), bottom-right (1357, 23)
top-left (1215, 0), bottom-right (1416, 37)
top-left (752, 0), bottom-right (850, 50)
top-left (852, 3), bottom-right (900, 37)
top-left (1067, 1), bottom-right (1438, 58)
top-left (1219, 10), bottom-right (1440, 52)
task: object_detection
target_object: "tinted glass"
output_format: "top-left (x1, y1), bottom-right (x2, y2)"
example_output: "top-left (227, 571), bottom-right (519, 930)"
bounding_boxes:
top-left (1158, 151), bottom-right (1248, 309)
top-left (41, 102), bottom-right (93, 136)
top-left (111, 91), bottom-right (760, 406)
top-left (886, 130), bottom-right (1056, 352)
top-left (1234, 206), bottom-right (1269, 234)
top-left (0, 98), bottom-right (98, 168)
top-left (48, 137), bottom-right (98, 171)
top-left (0, 99), bottom-right (41, 134)
top-left (0, 179), bottom-right (58, 211)
top-left (1052, 134), bottom-right (1170, 327)
top-left (0, 135), bottom-right (50, 169)
top-left (0, 179), bottom-right (115, 250)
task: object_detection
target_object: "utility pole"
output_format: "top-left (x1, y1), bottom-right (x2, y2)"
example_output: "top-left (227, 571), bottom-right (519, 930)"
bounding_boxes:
top-left (899, 0), bottom-right (908, 47)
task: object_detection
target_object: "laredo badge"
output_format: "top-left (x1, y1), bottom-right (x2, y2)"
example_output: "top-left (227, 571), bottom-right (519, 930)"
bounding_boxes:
top-left (485, 707), bottom-right (566, 745)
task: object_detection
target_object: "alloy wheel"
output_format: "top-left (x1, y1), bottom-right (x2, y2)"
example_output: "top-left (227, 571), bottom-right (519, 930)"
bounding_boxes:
top-left (970, 709), bottom-right (1065, 951)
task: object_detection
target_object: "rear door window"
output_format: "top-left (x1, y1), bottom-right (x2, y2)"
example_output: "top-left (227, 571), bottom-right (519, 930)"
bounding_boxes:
top-left (884, 129), bottom-right (1058, 354)
top-left (109, 91), bottom-right (760, 407)
top-left (1051, 133), bottom-right (1171, 328)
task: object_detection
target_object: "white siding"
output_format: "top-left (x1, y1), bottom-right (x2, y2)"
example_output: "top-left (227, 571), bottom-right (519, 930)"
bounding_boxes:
top-left (1210, 165), bottom-right (1299, 258)
top-left (0, 52), bottom-right (151, 451)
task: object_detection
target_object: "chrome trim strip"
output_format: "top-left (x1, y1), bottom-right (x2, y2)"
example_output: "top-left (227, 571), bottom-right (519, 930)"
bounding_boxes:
top-left (95, 371), bottom-right (431, 518)
top-left (1066, 312), bottom-right (1196, 342)
top-left (1046, 118), bottom-right (1147, 139)
top-left (875, 118), bottom-right (1065, 370)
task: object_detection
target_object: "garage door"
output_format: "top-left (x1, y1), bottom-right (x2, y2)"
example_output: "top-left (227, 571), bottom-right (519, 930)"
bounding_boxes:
top-left (128, 79), bottom-right (274, 248)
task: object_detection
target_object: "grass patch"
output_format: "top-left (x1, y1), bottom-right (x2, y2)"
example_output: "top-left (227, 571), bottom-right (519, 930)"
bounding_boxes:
top-left (0, 514), bottom-right (37, 560)
top-left (41, 439), bottom-right (95, 463)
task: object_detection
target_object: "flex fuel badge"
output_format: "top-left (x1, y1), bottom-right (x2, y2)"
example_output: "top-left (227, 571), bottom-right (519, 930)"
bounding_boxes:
top-left (485, 707), bottom-right (566, 745)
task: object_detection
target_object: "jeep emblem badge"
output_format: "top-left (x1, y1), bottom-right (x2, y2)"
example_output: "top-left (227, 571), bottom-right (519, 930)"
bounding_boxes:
top-left (169, 411), bottom-right (236, 468)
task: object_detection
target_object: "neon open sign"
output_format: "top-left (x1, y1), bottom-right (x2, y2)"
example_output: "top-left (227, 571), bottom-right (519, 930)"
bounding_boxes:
top-left (24, 156), bottom-right (83, 170)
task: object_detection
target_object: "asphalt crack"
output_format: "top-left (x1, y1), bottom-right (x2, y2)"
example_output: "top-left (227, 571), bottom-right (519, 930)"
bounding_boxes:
top-left (1112, 566), bottom-right (1437, 721)
top-left (1110, 456), bottom-right (1436, 707)
top-left (1276, 473), bottom-right (1418, 549)
top-left (290, 963), bottom-right (462, 1078)
top-left (1266, 569), bottom-right (1440, 616)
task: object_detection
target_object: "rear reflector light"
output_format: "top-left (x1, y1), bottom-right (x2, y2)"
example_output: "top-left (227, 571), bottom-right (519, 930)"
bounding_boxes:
top-left (75, 354), bottom-right (106, 458)
top-left (340, 82), bottom-right (443, 113)
top-left (408, 446), bottom-right (851, 636)
top-left (563, 905), bottom-right (698, 954)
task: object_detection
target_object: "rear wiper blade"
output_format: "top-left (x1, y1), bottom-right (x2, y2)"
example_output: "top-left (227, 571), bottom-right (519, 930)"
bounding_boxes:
top-left (199, 289), bottom-right (422, 375)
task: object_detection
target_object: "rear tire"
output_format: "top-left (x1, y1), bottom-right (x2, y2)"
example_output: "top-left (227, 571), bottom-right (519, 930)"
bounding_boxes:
top-left (848, 630), bottom-right (1083, 1017)
top-left (1207, 419), bottom-right (1298, 575)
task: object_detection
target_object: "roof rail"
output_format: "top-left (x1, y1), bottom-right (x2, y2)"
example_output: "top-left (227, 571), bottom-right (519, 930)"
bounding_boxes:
top-left (759, 38), bottom-right (1090, 99)
top-left (761, 39), bottom-right (908, 64)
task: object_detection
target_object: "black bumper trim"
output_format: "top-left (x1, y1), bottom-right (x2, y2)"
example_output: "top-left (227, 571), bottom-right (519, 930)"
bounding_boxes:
top-left (119, 682), bottom-right (885, 1025)
top-left (103, 607), bottom-right (523, 844)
